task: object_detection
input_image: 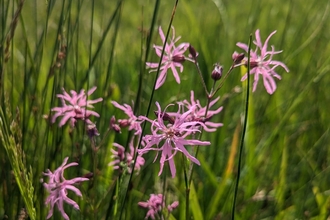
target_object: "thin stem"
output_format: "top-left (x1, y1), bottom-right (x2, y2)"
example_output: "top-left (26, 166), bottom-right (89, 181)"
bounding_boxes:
top-left (161, 166), bottom-right (167, 220)
top-left (231, 34), bottom-right (252, 220)
top-left (212, 65), bottom-right (235, 96)
top-left (192, 59), bottom-right (209, 96)
top-left (187, 97), bottom-right (210, 186)
top-left (119, 1), bottom-right (179, 219)
top-left (185, 95), bottom-right (211, 220)
top-left (182, 153), bottom-right (189, 220)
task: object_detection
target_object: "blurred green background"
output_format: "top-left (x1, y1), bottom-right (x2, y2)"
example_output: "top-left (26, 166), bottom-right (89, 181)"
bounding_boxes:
top-left (1, 0), bottom-right (330, 219)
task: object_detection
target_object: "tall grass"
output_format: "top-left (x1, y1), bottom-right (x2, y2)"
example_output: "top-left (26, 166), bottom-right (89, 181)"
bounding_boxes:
top-left (1, 0), bottom-right (330, 219)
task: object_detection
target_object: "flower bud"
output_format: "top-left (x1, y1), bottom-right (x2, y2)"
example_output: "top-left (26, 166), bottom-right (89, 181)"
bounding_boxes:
top-left (87, 122), bottom-right (100, 138)
top-left (118, 119), bottom-right (130, 128)
top-left (211, 63), bottom-right (223, 81)
top-left (168, 201), bottom-right (179, 212)
top-left (188, 44), bottom-right (198, 59)
top-left (249, 60), bottom-right (259, 69)
top-left (232, 51), bottom-right (245, 64)
top-left (172, 55), bottom-right (185, 63)
top-left (154, 111), bottom-right (175, 124)
top-left (110, 116), bottom-right (121, 133)
top-left (82, 172), bottom-right (94, 179)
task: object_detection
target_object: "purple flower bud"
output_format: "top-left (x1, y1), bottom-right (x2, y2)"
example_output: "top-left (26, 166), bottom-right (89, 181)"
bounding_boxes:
top-left (109, 116), bottom-right (121, 133)
top-left (154, 110), bottom-right (175, 124)
top-left (87, 122), bottom-right (100, 138)
top-left (211, 63), bottom-right (223, 81)
top-left (118, 119), bottom-right (130, 128)
top-left (172, 55), bottom-right (185, 63)
top-left (189, 44), bottom-right (198, 59)
top-left (232, 51), bottom-right (245, 64)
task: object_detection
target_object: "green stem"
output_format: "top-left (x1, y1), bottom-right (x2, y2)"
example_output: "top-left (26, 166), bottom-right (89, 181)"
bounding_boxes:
top-left (192, 58), bottom-right (209, 96)
top-left (231, 34), bottom-right (252, 220)
top-left (182, 154), bottom-right (189, 220)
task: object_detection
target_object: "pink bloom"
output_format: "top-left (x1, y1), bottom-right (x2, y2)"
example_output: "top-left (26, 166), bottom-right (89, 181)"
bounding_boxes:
top-left (109, 143), bottom-right (125, 170)
top-left (177, 91), bottom-right (223, 132)
top-left (111, 101), bottom-right (143, 135)
top-left (167, 201), bottom-right (179, 212)
top-left (138, 102), bottom-right (210, 178)
top-left (109, 137), bottom-right (145, 174)
top-left (43, 157), bottom-right (89, 220)
top-left (236, 29), bottom-right (289, 94)
top-left (51, 86), bottom-right (103, 127)
top-left (146, 26), bottom-right (193, 89)
top-left (138, 194), bottom-right (178, 219)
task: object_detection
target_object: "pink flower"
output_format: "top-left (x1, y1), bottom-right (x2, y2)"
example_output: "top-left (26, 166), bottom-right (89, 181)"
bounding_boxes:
top-left (138, 102), bottom-right (210, 178)
top-left (51, 86), bottom-right (103, 127)
top-left (236, 29), bottom-right (289, 94)
top-left (146, 26), bottom-right (193, 89)
top-left (109, 143), bottom-right (125, 170)
top-left (111, 101), bottom-right (143, 135)
top-left (138, 194), bottom-right (178, 219)
top-left (43, 157), bottom-right (89, 220)
top-left (109, 136), bottom-right (145, 174)
top-left (177, 90), bottom-right (223, 132)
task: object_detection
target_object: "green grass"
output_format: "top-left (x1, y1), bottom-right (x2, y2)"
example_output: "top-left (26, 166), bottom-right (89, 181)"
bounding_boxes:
top-left (1, 0), bottom-right (330, 219)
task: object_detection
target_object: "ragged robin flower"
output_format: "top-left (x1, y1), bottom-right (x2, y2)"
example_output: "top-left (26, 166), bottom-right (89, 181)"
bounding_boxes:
top-left (236, 29), bottom-right (289, 94)
top-left (146, 26), bottom-right (195, 89)
top-left (176, 90), bottom-right (223, 132)
top-left (138, 102), bottom-right (210, 178)
top-left (111, 101), bottom-right (143, 135)
top-left (138, 194), bottom-right (179, 219)
top-left (51, 86), bottom-right (103, 127)
top-left (109, 136), bottom-right (145, 174)
top-left (43, 157), bottom-right (88, 220)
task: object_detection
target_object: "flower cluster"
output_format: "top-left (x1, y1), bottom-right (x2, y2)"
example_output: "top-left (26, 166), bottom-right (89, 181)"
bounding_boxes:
top-left (176, 90), bottom-right (223, 132)
top-left (43, 157), bottom-right (89, 220)
top-left (109, 137), bottom-right (145, 174)
top-left (138, 194), bottom-right (179, 219)
top-left (44, 25), bottom-right (289, 219)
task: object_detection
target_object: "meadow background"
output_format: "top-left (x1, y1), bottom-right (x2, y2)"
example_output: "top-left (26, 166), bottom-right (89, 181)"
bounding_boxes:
top-left (1, 0), bottom-right (330, 219)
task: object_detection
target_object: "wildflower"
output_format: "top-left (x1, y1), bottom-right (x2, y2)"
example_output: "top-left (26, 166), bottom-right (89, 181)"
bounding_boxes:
top-left (43, 157), bottom-right (88, 220)
top-left (51, 86), bottom-right (103, 127)
top-left (86, 122), bottom-right (100, 138)
top-left (167, 201), bottom-right (179, 212)
top-left (139, 102), bottom-right (210, 178)
top-left (109, 137), bottom-right (145, 174)
top-left (111, 101), bottom-right (143, 135)
top-left (138, 194), bottom-right (179, 219)
top-left (177, 91), bottom-right (223, 132)
top-left (146, 26), bottom-right (193, 89)
top-left (109, 116), bottom-right (121, 133)
top-left (236, 29), bottom-right (289, 94)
